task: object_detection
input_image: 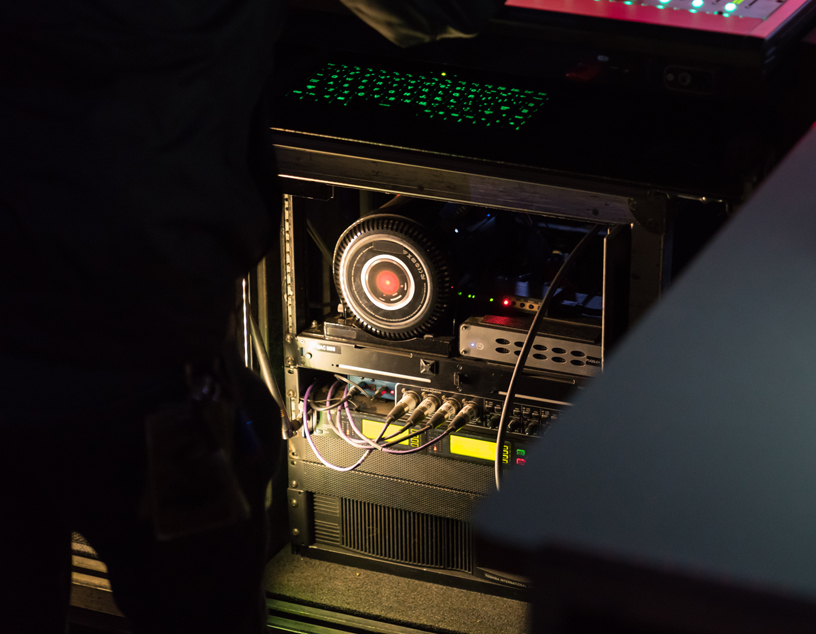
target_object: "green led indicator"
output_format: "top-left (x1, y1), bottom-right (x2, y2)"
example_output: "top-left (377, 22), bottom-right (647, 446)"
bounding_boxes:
top-left (516, 449), bottom-right (526, 456)
top-left (724, 2), bottom-right (736, 9)
top-left (489, 298), bottom-right (494, 302)
top-left (294, 62), bottom-right (548, 130)
top-left (692, 0), bottom-right (703, 6)
top-left (458, 292), bottom-right (463, 296)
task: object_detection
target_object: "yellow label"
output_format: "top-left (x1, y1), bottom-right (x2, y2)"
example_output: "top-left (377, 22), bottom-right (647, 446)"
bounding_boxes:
top-left (450, 435), bottom-right (497, 461)
top-left (362, 419), bottom-right (411, 446)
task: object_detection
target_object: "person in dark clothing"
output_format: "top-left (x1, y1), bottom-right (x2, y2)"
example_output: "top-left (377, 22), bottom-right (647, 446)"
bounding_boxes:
top-left (0, 1), bottom-right (504, 632)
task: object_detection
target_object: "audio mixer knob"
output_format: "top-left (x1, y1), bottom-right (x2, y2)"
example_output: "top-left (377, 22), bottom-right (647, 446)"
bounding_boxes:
top-left (487, 414), bottom-right (500, 429)
top-left (525, 422), bottom-right (541, 436)
top-left (507, 417), bottom-right (522, 433)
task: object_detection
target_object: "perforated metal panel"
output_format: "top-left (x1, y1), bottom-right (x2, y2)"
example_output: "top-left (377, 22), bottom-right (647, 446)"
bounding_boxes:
top-left (313, 494), bottom-right (342, 545)
top-left (301, 435), bottom-right (495, 494)
top-left (298, 460), bottom-right (483, 521)
top-left (312, 494), bottom-right (472, 573)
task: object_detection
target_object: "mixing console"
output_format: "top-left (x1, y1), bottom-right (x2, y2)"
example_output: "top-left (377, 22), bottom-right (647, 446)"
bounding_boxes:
top-left (508, 0), bottom-right (788, 20)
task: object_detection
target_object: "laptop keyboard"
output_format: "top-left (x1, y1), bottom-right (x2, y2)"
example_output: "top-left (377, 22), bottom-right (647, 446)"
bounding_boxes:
top-left (289, 62), bottom-right (550, 130)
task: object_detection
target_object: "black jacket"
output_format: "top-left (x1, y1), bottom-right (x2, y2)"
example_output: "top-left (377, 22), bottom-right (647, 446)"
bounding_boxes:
top-left (0, 0), bottom-right (503, 369)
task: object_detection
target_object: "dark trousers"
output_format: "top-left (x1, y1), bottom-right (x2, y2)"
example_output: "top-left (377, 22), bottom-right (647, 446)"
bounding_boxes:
top-left (0, 356), bottom-right (280, 634)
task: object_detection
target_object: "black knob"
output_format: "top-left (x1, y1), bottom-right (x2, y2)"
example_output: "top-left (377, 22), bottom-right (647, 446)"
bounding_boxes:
top-left (487, 414), bottom-right (501, 429)
top-left (507, 417), bottom-right (522, 433)
top-left (525, 422), bottom-right (541, 436)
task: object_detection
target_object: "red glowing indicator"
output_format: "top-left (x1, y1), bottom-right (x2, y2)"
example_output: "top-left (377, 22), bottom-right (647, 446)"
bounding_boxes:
top-left (375, 270), bottom-right (399, 295)
top-left (503, 299), bottom-right (510, 306)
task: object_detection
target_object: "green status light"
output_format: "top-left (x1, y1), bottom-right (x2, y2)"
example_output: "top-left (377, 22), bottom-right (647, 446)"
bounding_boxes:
top-left (290, 62), bottom-right (549, 130)
top-left (692, 0), bottom-right (704, 6)
top-left (724, 2), bottom-right (736, 9)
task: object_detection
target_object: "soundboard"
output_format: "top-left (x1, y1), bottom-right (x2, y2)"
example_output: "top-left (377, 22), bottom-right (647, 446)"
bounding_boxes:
top-left (507, 0), bottom-right (810, 34)
top-left (283, 0), bottom-right (816, 101)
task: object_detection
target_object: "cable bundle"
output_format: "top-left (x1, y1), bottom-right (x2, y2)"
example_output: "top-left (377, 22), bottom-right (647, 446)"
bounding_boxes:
top-left (300, 380), bottom-right (459, 472)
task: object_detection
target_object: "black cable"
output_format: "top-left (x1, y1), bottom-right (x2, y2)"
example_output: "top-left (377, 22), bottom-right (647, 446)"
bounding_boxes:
top-left (494, 224), bottom-right (605, 491)
top-left (378, 425), bottom-right (432, 448)
top-left (380, 419), bottom-right (414, 441)
top-left (332, 374), bottom-right (373, 401)
top-left (307, 391), bottom-right (361, 412)
top-left (248, 311), bottom-right (297, 438)
top-left (380, 427), bottom-right (454, 455)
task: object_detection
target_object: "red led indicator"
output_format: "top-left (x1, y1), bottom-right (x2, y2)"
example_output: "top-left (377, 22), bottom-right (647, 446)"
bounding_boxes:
top-left (503, 299), bottom-right (510, 306)
top-left (516, 458), bottom-right (526, 465)
top-left (375, 270), bottom-right (399, 295)
top-left (390, 389), bottom-right (395, 395)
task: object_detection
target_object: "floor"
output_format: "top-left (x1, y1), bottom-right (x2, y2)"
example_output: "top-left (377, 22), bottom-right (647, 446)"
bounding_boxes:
top-left (264, 548), bottom-right (529, 634)
top-left (70, 536), bottom-right (530, 634)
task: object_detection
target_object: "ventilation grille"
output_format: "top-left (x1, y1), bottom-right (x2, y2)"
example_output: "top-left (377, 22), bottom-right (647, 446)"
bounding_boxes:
top-left (340, 498), bottom-right (472, 573)
top-left (460, 318), bottom-right (602, 377)
top-left (313, 495), bottom-right (342, 545)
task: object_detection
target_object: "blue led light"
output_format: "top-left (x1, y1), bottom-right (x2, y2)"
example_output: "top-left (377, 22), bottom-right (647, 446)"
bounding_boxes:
top-left (471, 343), bottom-right (475, 347)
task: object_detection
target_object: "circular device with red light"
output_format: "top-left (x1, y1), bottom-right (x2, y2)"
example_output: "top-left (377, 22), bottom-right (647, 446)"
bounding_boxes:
top-left (333, 214), bottom-right (454, 339)
top-left (375, 269), bottom-right (399, 295)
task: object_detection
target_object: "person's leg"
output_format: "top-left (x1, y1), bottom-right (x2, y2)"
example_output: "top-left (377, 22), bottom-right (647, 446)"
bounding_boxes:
top-left (0, 355), bottom-right (277, 634)
top-left (70, 365), bottom-right (272, 634)
top-left (0, 424), bottom-right (73, 634)
top-left (79, 495), bottom-right (269, 634)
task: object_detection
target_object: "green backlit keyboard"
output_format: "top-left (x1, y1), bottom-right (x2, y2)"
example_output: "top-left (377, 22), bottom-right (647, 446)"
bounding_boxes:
top-left (288, 62), bottom-right (549, 131)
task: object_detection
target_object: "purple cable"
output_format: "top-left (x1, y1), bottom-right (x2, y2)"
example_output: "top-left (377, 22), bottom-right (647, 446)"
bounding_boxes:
top-left (326, 383), bottom-right (370, 449)
top-left (302, 383), bottom-right (371, 472)
top-left (343, 399), bottom-right (453, 455)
